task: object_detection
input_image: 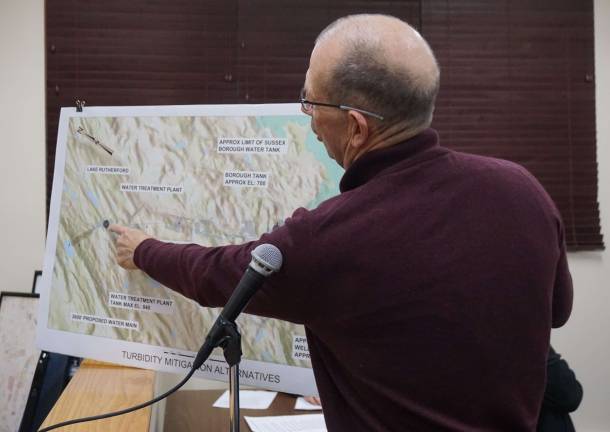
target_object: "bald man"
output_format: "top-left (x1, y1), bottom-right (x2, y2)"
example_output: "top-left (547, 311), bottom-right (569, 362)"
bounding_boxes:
top-left (111, 14), bottom-right (572, 431)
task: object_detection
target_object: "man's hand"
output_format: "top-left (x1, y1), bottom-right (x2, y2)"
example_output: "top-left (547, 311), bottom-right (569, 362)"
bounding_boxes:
top-left (108, 224), bottom-right (152, 270)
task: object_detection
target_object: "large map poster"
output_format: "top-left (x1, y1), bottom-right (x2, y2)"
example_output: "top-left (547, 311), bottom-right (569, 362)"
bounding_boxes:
top-left (37, 104), bottom-right (342, 395)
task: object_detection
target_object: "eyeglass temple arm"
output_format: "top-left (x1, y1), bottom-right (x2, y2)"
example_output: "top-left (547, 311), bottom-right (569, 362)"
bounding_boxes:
top-left (339, 105), bottom-right (384, 121)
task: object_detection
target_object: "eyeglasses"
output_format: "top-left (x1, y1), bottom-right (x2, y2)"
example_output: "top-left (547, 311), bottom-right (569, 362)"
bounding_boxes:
top-left (299, 89), bottom-right (384, 121)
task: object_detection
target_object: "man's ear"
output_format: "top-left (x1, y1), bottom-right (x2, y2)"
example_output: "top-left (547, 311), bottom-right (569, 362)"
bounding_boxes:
top-left (347, 110), bottom-right (369, 149)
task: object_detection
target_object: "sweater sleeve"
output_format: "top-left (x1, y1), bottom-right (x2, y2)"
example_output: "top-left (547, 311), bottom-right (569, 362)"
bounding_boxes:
top-left (551, 219), bottom-right (573, 328)
top-left (514, 164), bottom-right (573, 328)
top-left (133, 207), bottom-right (315, 325)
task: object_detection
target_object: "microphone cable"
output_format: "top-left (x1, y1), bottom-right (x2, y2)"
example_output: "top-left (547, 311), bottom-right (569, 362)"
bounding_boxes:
top-left (39, 329), bottom-right (220, 432)
top-left (38, 351), bottom-right (203, 431)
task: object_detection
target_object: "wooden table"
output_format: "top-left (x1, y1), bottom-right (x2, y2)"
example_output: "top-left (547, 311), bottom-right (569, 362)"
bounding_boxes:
top-left (163, 389), bottom-right (319, 431)
top-left (40, 360), bottom-right (156, 431)
top-left (40, 359), bottom-right (320, 431)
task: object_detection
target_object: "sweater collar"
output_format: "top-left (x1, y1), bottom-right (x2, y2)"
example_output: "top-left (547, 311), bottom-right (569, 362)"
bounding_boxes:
top-left (339, 128), bottom-right (441, 192)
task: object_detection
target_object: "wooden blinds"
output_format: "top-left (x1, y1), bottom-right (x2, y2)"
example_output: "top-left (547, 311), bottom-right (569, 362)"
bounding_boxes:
top-left (422, 0), bottom-right (602, 250)
top-left (46, 0), bottom-right (603, 250)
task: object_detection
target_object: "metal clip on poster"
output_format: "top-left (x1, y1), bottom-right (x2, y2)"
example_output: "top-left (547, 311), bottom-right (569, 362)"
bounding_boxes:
top-left (75, 99), bottom-right (86, 112)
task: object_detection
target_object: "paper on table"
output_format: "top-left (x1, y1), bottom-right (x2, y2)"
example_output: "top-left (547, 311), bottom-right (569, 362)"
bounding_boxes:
top-left (295, 397), bottom-right (323, 411)
top-left (245, 414), bottom-right (327, 432)
top-left (213, 390), bottom-right (277, 409)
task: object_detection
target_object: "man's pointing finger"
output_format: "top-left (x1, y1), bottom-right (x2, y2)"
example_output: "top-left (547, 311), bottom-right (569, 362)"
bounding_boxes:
top-left (108, 224), bottom-right (127, 235)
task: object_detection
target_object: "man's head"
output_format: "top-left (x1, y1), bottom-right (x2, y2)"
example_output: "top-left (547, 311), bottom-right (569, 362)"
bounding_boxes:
top-left (302, 14), bottom-right (440, 168)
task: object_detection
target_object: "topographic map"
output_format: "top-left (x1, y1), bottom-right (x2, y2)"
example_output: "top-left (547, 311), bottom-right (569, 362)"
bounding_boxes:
top-left (38, 104), bottom-right (342, 394)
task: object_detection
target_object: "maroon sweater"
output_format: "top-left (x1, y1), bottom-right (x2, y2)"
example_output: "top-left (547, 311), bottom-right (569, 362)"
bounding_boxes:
top-left (135, 129), bottom-right (572, 431)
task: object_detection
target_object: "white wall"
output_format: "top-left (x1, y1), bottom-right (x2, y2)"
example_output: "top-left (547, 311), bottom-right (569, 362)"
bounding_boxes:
top-left (551, 1), bottom-right (610, 431)
top-left (0, 0), bottom-right (45, 293)
top-left (1, 0), bottom-right (608, 429)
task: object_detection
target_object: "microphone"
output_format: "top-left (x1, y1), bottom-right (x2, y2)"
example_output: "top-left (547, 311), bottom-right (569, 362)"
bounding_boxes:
top-left (193, 243), bottom-right (283, 369)
top-left (218, 243), bottom-right (283, 322)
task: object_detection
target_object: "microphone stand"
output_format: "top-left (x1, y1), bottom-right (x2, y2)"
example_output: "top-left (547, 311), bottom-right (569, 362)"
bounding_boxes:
top-left (209, 315), bottom-right (243, 432)
top-left (196, 244), bottom-right (283, 432)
